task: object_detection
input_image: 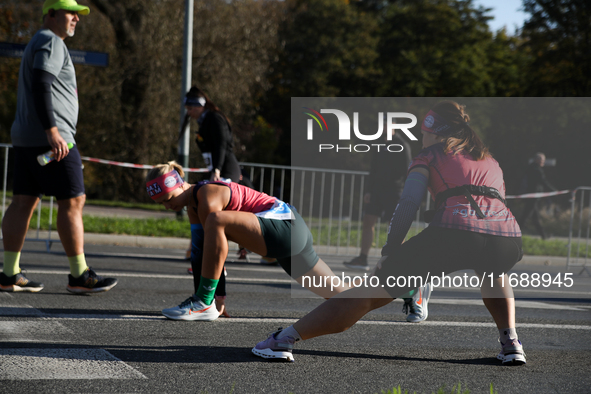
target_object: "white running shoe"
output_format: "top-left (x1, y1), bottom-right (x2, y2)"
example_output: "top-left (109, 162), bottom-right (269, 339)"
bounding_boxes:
top-left (162, 296), bottom-right (219, 321)
top-left (252, 328), bottom-right (296, 362)
top-left (497, 338), bottom-right (527, 365)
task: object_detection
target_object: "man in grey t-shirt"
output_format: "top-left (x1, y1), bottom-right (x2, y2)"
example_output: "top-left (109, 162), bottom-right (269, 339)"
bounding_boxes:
top-left (0, 0), bottom-right (117, 294)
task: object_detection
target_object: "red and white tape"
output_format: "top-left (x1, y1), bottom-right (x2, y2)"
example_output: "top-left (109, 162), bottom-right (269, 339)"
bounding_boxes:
top-left (79, 155), bottom-right (573, 199)
top-left (81, 156), bottom-right (209, 173)
top-left (505, 190), bottom-right (570, 199)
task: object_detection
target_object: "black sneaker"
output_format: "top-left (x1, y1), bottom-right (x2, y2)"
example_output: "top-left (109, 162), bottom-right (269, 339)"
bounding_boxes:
top-left (343, 255), bottom-right (370, 271)
top-left (0, 272), bottom-right (44, 292)
top-left (66, 268), bottom-right (118, 294)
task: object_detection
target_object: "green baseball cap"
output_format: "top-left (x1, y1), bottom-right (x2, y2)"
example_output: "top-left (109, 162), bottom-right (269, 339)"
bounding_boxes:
top-left (42, 0), bottom-right (90, 16)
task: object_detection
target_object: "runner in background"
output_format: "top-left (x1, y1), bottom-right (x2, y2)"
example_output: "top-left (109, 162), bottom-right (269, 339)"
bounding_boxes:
top-left (517, 152), bottom-right (556, 240)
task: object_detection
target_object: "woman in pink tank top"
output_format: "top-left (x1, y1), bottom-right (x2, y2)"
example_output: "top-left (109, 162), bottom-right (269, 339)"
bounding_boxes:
top-left (146, 162), bottom-right (350, 321)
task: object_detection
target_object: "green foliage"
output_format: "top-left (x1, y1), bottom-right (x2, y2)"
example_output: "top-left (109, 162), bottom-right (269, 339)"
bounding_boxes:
top-left (86, 200), bottom-right (167, 211)
top-left (379, 382), bottom-right (496, 394)
top-left (276, 0), bottom-right (381, 98)
top-left (309, 219), bottom-right (423, 249)
top-left (237, 115), bottom-right (281, 164)
top-left (30, 206), bottom-right (189, 238)
top-left (260, 0), bottom-right (382, 160)
top-left (0, 2), bottom-right (37, 144)
top-left (522, 236), bottom-right (590, 258)
top-left (377, 0), bottom-right (523, 97)
top-left (521, 0), bottom-right (591, 96)
top-left (2, 0), bottom-right (591, 203)
top-left (307, 216), bottom-right (580, 257)
top-left (381, 386), bottom-right (416, 394)
top-left (82, 216), bottom-right (189, 238)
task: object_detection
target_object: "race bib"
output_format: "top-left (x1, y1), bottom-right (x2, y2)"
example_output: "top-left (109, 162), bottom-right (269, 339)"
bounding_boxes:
top-left (202, 152), bottom-right (213, 171)
top-left (254, 200), bottom-right (294, 220)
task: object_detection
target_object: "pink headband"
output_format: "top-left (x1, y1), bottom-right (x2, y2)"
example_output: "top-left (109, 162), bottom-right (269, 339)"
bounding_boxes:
top-left (421, 110), bottom-right (456, 136)
top-left (146, 170), bottom-right (184, 200)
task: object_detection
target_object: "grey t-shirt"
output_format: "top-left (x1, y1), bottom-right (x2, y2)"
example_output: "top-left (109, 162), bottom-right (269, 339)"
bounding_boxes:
top-left (11, 28), bottom-right (78, 147)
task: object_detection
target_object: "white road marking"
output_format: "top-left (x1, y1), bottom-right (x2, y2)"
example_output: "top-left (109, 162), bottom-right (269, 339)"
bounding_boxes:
top-left (0, 303), bottom-right (147, 379)
top-left (427, 286), bottom-right (591, 296)
top-left (429, 298), bottom-right (590, 311)
top-left (0, 348), bottom-right (147, 380)
top-left (5, 313), bottom-right (588, 330)
top-left (16, 270), bottom-right (591, 309)
top-left (0, 321), bottom-right (72, 342)
top-left (24, 269), bottom-right (293, 283)
top-left (217, 317), bottom-right (591, 330)
top-left (24, 269), bottom-right (591, 293)
top-left (40, 314), bottom-right (165, 320)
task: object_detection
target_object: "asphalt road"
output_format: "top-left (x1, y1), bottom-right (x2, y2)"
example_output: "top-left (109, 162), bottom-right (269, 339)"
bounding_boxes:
top-left (1, 241), bottom-right (590, 394)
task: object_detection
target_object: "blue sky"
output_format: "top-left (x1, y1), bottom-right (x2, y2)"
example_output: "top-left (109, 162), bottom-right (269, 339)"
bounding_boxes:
top-left (476, 0), bottom-right (529, 34)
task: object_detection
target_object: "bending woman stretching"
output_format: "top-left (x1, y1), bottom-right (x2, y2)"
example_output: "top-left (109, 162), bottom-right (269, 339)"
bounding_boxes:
top-left (146, 162), bottom-right (350, 321)
top-left (252, 101), bottom-right (526, 365)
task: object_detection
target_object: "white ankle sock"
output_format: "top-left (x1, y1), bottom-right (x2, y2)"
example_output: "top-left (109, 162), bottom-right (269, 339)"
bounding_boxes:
top-left (277, 325), bottom-right (302, 342)
top-left (499, 327), bottom-right (518, 343)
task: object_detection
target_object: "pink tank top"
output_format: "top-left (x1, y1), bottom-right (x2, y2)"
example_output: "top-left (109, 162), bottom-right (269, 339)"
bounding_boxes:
top-left (221, 182), bottom-right (277, 213)
top-left (409, 144), bottom-right (521, 237)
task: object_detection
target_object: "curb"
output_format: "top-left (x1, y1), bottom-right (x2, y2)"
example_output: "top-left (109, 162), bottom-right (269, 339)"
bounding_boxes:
top-left (26, 230), bottom-right (231, 250)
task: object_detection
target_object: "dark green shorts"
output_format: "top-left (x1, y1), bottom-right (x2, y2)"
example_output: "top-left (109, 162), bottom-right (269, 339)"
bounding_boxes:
top-left (257, 210), bottom-right (319, 278)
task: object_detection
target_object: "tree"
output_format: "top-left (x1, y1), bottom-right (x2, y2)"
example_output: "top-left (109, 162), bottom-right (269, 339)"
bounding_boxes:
top-left (521, 0), bottom-right (591, 96)
top-left (0, 1), bottom-right (43, 143)
top-left (188, 0), bottom-right (284, 165)
top-left (378, 0), bottom-right (503, 97)
top-left (260, 0), bottom-right (382, 165)
top-left (0, 0), bottom-right (285, 201)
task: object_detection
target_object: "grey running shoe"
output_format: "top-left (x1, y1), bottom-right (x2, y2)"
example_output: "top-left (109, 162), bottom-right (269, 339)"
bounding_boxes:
top-left (66, 268), bottom-right (117, 294)
top-left (252, 328), bottom-right (295, 362)
top-left (162, 296), bottom-right (219, 321)
top-left (402, 282), bottom-right (432, 323)
top-left (497, 338), bottom-right (527, 365)
top-left (343, 255), bottom-right (370, 271)
top-left (0, 272), bottom-right (44, 292)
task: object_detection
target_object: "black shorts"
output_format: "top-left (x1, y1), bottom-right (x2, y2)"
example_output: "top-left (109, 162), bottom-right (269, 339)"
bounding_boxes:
top-left (375, 226), bottom-right (523, 298)
top-left (257, 210), bottom-right (319, 279)
top-left (12, 145), bottom-right (85, 200)
top-left (364, 189), bottom-right (402, 220)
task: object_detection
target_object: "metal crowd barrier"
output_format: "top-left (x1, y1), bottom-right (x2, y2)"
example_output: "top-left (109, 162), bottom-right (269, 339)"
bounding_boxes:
top-left (1, 145), bottom-right (426, 257)
top-left (567, 187), bottom-right (591, 275)
top-left (239, 162), bottom-right (430, 256)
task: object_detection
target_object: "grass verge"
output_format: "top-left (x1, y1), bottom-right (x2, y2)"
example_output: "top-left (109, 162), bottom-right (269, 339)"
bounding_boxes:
top-left (30, 206), bottom-right (187, 238)
top-left (379, 382), bottom-right (497, 394)
top-left (1, 191), bottom-right (167, 212)
top-left (26, 206), bottom-right (586, 257)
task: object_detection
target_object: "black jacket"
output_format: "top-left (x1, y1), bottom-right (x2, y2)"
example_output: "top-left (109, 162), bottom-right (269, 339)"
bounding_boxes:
top-left (195, 111), bottom-right (241, 181)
